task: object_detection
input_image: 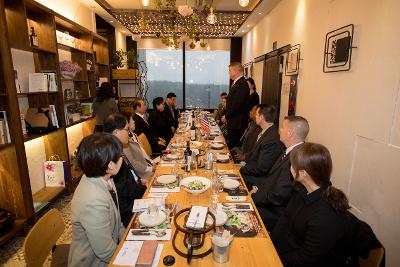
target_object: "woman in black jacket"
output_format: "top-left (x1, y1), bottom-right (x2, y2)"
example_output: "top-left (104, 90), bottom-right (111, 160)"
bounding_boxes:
top-left (271, 143), bottom-right (352, 267)
top-left (148, 97), bottom-right (173, 143)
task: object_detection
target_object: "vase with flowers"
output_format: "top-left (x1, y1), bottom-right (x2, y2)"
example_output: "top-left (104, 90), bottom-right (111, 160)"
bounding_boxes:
top-left (60, 60), bottom-right (82, 79)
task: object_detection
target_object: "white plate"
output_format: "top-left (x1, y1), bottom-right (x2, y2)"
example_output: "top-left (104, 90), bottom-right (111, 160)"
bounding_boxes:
top-left (206, 210), bottom-right (228, 226)
top-left (166, 153), bottom-right (180, 160)
top-left (138, 210), bottom-right (167, 227)
top-left (223, 179), bottom-right (240, 190)
top-left (216, 154), bottom-right (230, 162)
top-left (180, 176), bottom-right (211, 195)
top-left (190, 141), bottom-right (203, 148)
top-left (171, 142), bottom-right (185, 148)
top-left (156, 174), bottom-right (177, 184)
top-left (211, 143), bottom-right (225, 149)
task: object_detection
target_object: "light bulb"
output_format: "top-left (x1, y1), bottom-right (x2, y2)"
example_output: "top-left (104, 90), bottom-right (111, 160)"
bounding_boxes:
top-left (142, 0), bottom-right (149, 7)
top-left (207, 7), bottom-right (217, 25)
top-left (239, 0), bottom-right (249, 7)
top-left (206, 44), bottom-right (210, 50)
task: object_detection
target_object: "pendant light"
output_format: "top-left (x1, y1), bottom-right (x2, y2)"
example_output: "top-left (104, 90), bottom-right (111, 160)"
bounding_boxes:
top-left (239, 0), bottom-right (249, 7)
top-left (142, 0), bottom-right (149, 7)
top-left (207, 7), bottom-right (217, 25)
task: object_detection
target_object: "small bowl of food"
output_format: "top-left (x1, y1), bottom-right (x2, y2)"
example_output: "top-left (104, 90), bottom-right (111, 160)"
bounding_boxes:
top-left (180, 176), bottom-right (211, 194)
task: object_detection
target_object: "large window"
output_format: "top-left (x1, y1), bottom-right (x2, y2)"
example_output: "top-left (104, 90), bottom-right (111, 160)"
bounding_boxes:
top-left (138, 48), bottom-right (230, 109)
top-left (185, 50), bottom-right (230, 109)
top-left (138, 49), bottom-right (183, 108)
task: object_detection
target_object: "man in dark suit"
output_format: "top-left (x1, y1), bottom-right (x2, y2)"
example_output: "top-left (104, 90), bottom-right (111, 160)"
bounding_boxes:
top-left (240, 105), bottom-right (283, 185)
top-left (249, 116), bottom-right (309, 231)
top-left (224, 62), bottom-right (250, 149)
top-left (231, 104), bottom-right (261, 160)
top-left (132, 98), bottom-right (166, 154)
top-left (164, 92), bottom-right (179, 131)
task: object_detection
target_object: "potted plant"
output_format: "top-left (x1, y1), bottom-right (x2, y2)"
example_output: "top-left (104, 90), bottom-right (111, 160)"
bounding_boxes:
top-left (111, 49), bottom-right (138, 80)
top-left (126, 49), bottom-right (137, 69)
top-left (112, 49), bottom-right (125, 69)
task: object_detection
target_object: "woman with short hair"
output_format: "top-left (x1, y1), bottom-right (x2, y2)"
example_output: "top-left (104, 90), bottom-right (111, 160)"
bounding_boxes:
top-left (68, 133), bottom-right (125, 267)
top-left (148, 97), bottom-right (173, 143)
top-left (93, 82), bottom-right (118, 132)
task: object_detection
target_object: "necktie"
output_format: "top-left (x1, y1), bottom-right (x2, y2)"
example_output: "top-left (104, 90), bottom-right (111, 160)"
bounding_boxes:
top-left (108, 188), bottom-right (118, 208)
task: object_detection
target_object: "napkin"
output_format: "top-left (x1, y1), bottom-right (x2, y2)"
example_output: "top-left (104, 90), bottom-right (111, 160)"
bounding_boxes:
top-left (185, 206), bottom-right (208, 230)
top-left (132, 198), bottom-right (165, 213)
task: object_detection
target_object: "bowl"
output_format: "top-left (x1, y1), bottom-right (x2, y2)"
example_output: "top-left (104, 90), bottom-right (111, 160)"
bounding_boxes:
top-left (180, 176), bottom-right (211, 195)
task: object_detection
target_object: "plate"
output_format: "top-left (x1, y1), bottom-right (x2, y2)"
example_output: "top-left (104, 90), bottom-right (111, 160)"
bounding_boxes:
top-left (156, 174), bottom-right (177, 184)
top-left (138, 210), bottom-right (167, 227)
top-left (166, 153), bottom-right (180, 160)
top-left (223, 179), bottom-right (240, 190)
top-left (180, 176), bottom-right (211, 195)
top-left (171, 142), bottom-right (185, 148)
top-left (216, 154), bottom-right (230, 162)
top-left (190, 141), bottom-right (203, 148)
top-left (206, 210), bottom-right (228, 226)
top-left (211, 143), bottom-right (224, 149)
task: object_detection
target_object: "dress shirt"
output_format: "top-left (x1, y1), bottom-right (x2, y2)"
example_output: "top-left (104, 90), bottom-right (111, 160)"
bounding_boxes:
top-left (232, 75), bottom-right (243, 88)
top-left (135, 112), bottom-right (148, 125)
top-left (285, 142), bottom-right (304, 155)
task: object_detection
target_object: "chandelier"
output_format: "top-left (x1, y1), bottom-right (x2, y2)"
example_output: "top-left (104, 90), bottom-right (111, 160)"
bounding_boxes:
top-left (206, 7), bottom-right (216, 24)
top-left (142, 0), bottom-right (149, 7)
top-left (239, 0), bottom-right (249, 7)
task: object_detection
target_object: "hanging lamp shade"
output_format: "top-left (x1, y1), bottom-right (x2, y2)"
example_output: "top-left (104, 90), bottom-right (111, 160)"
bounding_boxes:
top-left (207, 7), bottom-right (217, 25)
top-left (239, 0), bottom-right (249, 7)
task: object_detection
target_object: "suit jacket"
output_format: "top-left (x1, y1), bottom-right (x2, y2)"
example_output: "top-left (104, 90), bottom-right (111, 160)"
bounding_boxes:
top-left (148, 109), bottom-right (173, 143)
top-left (250, 150), bottom-right (294, 230)
top-left (240, 124), bottom-right (283, 179)
top-left (226, 76), bottom-right (250, 130)
top-left (164, 102), bottom-right (178, 129)
top-left (68, 175), bottom-right (125, 267)
top-left (237, 121), bottom-right (261, 155)
top-left (112, 159), bottom-right (147, 227)
top-left (123, 137), bottom-right (154, 180)
top-left (271, 183), bottom-right (351, 267)
top-left (133, 113), bottom-right (165, 153)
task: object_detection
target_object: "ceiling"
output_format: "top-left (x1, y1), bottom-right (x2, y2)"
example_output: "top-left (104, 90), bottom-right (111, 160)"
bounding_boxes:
top-left (94, 0), bottom-right (269, 38)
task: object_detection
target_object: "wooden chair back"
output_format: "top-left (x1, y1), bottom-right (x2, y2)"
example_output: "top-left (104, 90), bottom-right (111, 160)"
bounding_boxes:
top-left (137, 133), bottom-right (152, 157)
top-left (23, 209), bottom-right (65, 267)
top-left (360, 247), bottom-right (385, 267)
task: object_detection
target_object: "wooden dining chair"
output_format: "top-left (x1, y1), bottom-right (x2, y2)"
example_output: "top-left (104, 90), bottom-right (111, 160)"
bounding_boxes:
top-left (360, 247), bottom-right (385, 267)
top-left (138, 133), bottom-right (152, 157)
top-left (23, 208), bottom-right (69, 267)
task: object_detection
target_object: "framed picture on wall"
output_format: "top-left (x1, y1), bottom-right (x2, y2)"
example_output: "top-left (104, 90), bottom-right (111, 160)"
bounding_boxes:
top-left (243, 62), bottom-right (253, 78)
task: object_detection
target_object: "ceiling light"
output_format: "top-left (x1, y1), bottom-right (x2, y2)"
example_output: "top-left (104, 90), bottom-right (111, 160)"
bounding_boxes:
top-left (239, 0), bottom-right (249, 7)
top-left (110, 20), bottom-right (113, 23)
top-left (142, 0), bottom-right (149, 7)
top-left (242, 30), bottom-right (245, 33)
top-left (206, 44), bottom-right (210, 51)
top-left (207, 7), bottom-right (217, 25)
top-left (258, 12), bottom-right (262, 15)
top-left (247, 25), bottom-right (250, 27)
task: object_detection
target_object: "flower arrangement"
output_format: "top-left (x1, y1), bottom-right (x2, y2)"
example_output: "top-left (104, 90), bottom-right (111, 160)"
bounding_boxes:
top-left (59, 60), bottom-right (82, 79)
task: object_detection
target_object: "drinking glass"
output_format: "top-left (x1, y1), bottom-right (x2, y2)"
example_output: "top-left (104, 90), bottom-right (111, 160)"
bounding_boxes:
top-left (148, 204), bottom-right (159, 218)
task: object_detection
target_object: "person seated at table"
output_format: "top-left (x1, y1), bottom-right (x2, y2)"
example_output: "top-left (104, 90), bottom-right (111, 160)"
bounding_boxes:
top-left (148, 97), bottom-right (173, 143)
top-left (214, 92), bottom-right (227, 125)
top-left (68, 133), bottom-right (125, 267)
top-left (104, 113), bottom-right (147, 227)
top-left (247, 77), bottom-right (260, 112)
top-left (271, 143), bottom-right (353, 267)
top-left (239, 104), bottom-right (283, 182)
top-left (231, 104), bottom-right (261, 161)
top-left (249, 116), bottom-right (309, 230)
top-left (164, 92), bottom-right (179, 131)
top-left (132, 97), bottom-right (166, 154)
top-left (121, 111), bottom-right (155, 181)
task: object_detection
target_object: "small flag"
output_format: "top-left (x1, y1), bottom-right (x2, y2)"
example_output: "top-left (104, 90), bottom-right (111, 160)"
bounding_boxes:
top-left (201, 116), bottom-right (210, 133)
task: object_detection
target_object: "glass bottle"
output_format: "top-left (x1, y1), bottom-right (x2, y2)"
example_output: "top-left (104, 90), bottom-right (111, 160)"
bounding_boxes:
top-left (29, 27), bottom-right (38, 47)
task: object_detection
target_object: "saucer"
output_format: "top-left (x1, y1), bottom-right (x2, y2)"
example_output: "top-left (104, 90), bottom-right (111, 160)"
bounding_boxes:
top-left (223, 179), bottom-right (240, 190)
top-left (156, 174), bottom-right (177, 184)
top-left (138, 210), bottom-right (167, 227)
top-left (206, 210), bottom-right (228, 226)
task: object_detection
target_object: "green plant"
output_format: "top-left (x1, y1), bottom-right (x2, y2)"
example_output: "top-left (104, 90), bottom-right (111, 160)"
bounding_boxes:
top-left (126, 49), bottom-right (137, 69)
top-left (113, 49), bottom-right (124, 69)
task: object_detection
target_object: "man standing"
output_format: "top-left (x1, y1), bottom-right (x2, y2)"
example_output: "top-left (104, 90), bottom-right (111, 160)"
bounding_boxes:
top-left (250, 116), bottom-right (309, 231)
top-left (240, 105), bottom-right (283, 185)
top-left (224, 62), bottom-right (250, 149)
top-left (164, 92), bottom-right (179, 131)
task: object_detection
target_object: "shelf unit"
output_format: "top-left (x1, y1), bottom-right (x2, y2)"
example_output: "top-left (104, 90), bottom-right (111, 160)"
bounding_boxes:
top-left (0, 0), bottom-right (109, 246)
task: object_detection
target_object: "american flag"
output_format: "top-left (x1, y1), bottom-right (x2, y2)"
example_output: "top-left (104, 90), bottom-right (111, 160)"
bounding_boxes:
top-left (201, 116), bottom-right (210, 133)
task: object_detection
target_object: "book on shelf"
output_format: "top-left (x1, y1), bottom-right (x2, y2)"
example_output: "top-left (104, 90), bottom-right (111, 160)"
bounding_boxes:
top-left (49, 105), bottom-right (59, 128)
top-left (20, 113), bottom-right (27, 135)
top-left (14, 70), bottom-right (22, 93)
top-left (81, 103), bottom-right (93, 118)
top-left (0, 111), bottom-right (11, 144)
top-left (28, 72), bottom-right (58, 92)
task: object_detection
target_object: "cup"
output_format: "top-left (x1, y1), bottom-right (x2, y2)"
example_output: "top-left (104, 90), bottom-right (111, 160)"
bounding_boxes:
top-left (212, 239), bottom-right (232, 263)
top-left (148, 204), bottom-right (159, 217)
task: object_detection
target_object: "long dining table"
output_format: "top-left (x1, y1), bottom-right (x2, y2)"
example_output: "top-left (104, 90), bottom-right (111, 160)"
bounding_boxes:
top-left (109, 116), bottom-right (283, 267)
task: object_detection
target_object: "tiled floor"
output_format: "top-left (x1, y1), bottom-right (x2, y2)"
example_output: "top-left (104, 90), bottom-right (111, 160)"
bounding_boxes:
top-left (0, 194), bottom-right (73, 266)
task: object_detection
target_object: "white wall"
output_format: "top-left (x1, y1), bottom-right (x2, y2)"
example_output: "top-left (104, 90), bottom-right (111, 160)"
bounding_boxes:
top-left (35, 0), bottom-right (95, 32)
top-left (242, 0), bottom-right (400, 265)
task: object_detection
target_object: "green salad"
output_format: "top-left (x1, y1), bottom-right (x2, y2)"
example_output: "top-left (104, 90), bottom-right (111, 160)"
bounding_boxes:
top-left (187, 180), bottom-right (206, 190)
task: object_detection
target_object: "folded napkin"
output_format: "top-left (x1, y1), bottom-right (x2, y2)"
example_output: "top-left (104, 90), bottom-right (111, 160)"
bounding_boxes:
top-left (185, 206), bottom-right (208, 230)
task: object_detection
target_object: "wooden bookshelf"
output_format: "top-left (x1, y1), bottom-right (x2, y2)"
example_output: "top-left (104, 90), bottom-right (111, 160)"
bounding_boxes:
top-left (0, 0), bottom-right (110, 245)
